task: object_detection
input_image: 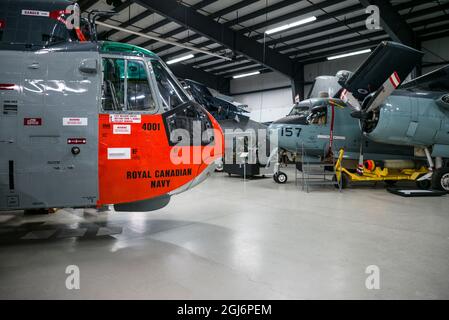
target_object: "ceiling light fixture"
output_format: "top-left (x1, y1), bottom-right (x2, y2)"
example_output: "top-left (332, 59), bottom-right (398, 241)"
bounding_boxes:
top-left (265, 16), bottom-right (317, 35)
top-left (232, 71), bottom-right (261, 79)
top-left (166, 54), bottom-right (195, 65)
top-left (327, 49), bottom-right (372, 60)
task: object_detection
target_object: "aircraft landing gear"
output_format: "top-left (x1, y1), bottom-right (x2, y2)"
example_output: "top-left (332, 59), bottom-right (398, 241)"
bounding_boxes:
top-left (215, 157), bottom-right (224, 172)
top-left (273, 171), bottom-right (288, 184)
top-left (432, 167), bottom-right (449, 192)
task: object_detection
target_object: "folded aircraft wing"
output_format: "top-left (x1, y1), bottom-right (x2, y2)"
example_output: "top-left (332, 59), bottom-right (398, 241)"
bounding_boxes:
top-left (342, 41), bottom-right (423, 102)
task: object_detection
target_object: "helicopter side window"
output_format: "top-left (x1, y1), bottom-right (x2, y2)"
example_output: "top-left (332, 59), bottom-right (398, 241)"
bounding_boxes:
top-left (101, 58), bottom-right (156, 112)
top-left (102, 58), bottom-right (125, 111)
top-left (126, 60), bottom-right (156, 111)
top-left (307, 105), bottom-right (327, 125)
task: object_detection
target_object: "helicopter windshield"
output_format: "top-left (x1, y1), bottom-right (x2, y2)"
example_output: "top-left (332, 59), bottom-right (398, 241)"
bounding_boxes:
top-left (150, 59), bottom-right (190, 109)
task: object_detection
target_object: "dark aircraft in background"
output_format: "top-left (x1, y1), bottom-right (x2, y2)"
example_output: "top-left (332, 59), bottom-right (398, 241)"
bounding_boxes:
top-left (183, 79), bottom-right (268, 176)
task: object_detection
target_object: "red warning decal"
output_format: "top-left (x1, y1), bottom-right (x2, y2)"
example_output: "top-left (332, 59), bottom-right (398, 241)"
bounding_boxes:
top-left (0, 19), bottom-right (5, 29)
top-left (24, 118), bottom-right (42, 126)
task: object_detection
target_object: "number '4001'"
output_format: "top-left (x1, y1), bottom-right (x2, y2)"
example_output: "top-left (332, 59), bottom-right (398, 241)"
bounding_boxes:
top-left (142, 123), bottom-right (160, 131)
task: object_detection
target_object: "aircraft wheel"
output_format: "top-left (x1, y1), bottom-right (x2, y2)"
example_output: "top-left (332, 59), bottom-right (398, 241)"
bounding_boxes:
top-left (416, 178), bottom-right (432, 190)
top-left (432, 167), bottom-right (449, 192)
top-left (215, 158), bottom-right (224, 172)
top-left (274, 172), bottom-right (288, 184)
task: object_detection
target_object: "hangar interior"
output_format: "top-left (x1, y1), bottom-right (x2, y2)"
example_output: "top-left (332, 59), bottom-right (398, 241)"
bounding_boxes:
top-left (0, 0), bottom-right (449, 299)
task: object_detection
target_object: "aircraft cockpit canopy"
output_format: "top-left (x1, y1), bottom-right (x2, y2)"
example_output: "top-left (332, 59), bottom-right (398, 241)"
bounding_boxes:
top-left (308, 75), bottom-right (342, 99)
top-left (288, 101), bottom-right (313, 117)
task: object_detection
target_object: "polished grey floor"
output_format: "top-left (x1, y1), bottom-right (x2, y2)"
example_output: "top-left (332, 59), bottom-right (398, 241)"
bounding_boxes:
top-left (1, 170), bottom-right (448, 299)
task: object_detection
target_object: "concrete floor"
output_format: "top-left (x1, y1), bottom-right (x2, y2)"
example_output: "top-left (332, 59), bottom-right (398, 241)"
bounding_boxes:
top-left (1, 169), bottom-right (449, 299)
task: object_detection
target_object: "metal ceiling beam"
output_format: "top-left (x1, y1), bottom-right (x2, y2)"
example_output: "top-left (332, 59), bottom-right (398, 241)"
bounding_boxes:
top-left (135, 0), bottom-right (296, 77)
top-left (246, 0), bottom-right (349, 38)
top-left (256, 0), bottom-right (423, 49)
top-left (114, 1), bottom-right (218, 49)
top-left (144, 0), bottom-right (261, 57)
top-left (209, 0), bottom-right (259, 19)
top-left (169, 63), bottom-right (230, 93)
top-left (420, 31), bottom-right (449, 42)
top-left (77, 0), bottom-right (99, 11)
top-left (296, 40), bottom-right (379, 64)
top-left (185, 0), bottom-right (430, 72)
top-left (146, 0), bottom-right (352, 66)
top-left (278, 25), bottom-right (369, 53)
top-left (220, 66), bottom-right (270, 78)
top-left (196, 56), bottom-right (248, 69)
top-left (359, 0), bottom-right (416, 47)
top-left (416, 22), bottom-right (449, 36)
top-left (119, 18), bottom-right (170, 43)
top-left (191, 0), bottom-right (219, 10)
top-left (223, 0), bottom-right (299, 27)
top-left (207, 61), bottom-right (257, 74)
top-left (99, 9), bottom-right (153, 40)
top-left (288, 31), bottom-right (387, 59)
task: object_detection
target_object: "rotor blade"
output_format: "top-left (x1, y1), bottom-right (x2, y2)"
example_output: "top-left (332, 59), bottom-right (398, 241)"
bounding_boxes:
top-left (365, 71), bottom-right (401, 113)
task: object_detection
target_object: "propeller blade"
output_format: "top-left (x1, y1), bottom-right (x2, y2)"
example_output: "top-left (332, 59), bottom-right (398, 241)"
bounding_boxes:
top-left (340, 89), bottom-right (361, 111)
top-left (365, 72), bottom-right (401, 113)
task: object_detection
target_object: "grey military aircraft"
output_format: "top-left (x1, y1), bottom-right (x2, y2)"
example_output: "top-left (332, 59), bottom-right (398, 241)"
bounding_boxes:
top-left (269, 41), bottom-right (449, 191)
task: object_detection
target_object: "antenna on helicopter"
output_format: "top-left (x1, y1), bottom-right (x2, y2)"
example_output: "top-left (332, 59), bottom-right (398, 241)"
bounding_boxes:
top-left (88, 10), bottom-right (117, 42)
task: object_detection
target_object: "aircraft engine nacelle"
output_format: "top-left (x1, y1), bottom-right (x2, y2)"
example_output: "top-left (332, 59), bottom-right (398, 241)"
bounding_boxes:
top-left (362, 93), bottom-right (446, 148)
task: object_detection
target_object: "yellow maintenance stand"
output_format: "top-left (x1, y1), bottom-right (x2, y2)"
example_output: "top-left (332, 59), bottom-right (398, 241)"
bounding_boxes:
top-left (334, 149), bottom-right (429, 189)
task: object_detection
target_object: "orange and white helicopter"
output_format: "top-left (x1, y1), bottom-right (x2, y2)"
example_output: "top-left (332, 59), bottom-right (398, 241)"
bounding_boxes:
top-left (0, 0), bottom-right (224, 212)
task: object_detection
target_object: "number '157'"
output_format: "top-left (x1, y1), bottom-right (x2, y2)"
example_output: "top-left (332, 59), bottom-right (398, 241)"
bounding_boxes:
top-left (281, 127), bottom-right (301, 137)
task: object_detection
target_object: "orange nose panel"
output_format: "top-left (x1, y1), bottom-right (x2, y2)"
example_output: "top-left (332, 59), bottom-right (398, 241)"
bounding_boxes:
top-left (97, 113), bottom-right (223, 206)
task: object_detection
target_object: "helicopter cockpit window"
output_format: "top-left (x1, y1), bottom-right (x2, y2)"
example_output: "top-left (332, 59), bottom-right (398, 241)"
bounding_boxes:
top-left (150, 60), bottom-right (189, 109)
top-left (102, 58), bottom-right (125, 111)
top-left (307, 105), bottom-right (327, 125)
top-left (101, 58), bottom-right (156, 112)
